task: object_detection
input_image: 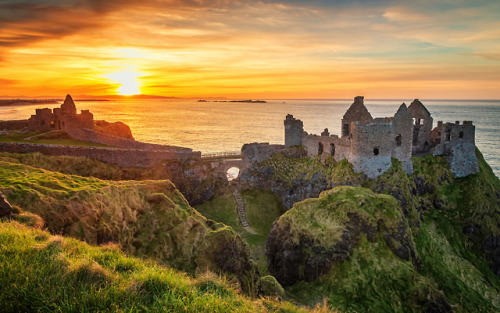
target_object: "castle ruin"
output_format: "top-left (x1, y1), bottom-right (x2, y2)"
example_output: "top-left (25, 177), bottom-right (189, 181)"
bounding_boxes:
top-left (28, 94), bottom-right (94, 132)
top-left (285, 96), bottom-right (479, 178)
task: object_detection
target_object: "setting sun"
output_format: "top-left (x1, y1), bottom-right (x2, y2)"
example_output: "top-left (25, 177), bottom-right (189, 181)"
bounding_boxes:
top-left (107, 71), bottom-right (142, 96)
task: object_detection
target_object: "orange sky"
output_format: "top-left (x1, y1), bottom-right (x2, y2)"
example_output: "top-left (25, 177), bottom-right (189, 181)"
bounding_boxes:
top-left (1, 0), bottom-right (499, 99)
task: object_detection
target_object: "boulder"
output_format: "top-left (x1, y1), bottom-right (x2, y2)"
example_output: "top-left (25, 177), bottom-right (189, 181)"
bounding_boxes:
top-left (0, 191), bottom-right (12, 217)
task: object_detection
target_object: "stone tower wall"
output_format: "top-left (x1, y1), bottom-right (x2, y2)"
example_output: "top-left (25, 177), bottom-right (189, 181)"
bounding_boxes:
top-left (284, 114), bottom-right (304, 147)
top-left (349, 122), bottom-right (393, 178)
top-left (432, 121), bottom-right (478, 177)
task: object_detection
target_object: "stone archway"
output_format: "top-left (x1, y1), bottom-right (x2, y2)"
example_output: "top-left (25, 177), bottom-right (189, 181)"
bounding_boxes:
top-left (227, 167), bottom-right (240, 181)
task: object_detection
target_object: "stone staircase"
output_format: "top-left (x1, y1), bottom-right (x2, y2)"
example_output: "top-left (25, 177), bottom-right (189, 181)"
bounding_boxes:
top-left (233, 190), bottom-right (249, 227)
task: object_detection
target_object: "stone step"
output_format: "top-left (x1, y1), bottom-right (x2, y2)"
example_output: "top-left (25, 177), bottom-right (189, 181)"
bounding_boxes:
top-left (233, 190), bottom-right (249, 227)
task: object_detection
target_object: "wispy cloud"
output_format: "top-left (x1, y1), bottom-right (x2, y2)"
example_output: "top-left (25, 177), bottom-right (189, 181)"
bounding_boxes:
top-left (0, 0), bottom-right (499, 98)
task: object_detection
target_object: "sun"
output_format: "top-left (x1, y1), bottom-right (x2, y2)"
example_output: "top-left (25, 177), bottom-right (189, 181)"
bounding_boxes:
top-left (107, 71), bottom-right (142, 96)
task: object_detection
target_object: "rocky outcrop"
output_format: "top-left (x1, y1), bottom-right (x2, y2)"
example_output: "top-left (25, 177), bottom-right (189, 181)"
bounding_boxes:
top-left (266, 187), bottom-right (418, 286)
top-left (94, 120), bottom-right (134, 140)
top-left (0, 191), bottom-right (12, 217)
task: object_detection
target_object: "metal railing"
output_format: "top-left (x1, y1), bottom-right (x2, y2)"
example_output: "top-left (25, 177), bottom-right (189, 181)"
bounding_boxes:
top-left (201, 151), bottom-right (242, 159)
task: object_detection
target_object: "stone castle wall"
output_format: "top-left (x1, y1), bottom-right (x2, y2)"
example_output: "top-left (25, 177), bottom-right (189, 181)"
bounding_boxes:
top-left (349, 122), bottom-right (393, 178)
top-left (284, 114), bottom-right (303, 147)
top-left (0, 120), bottom-right (29, 130)
top-left (301, 133), bottom-right (351, 162)
top-left (0, 142), bottom-right (201, 168)
top-left (432, 121), bottom-right (478, 177)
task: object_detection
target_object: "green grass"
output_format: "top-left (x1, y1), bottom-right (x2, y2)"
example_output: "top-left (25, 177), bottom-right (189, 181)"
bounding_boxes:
top-left (0, 160), bottom-right (260, 292)
top-left (0, 130), bottom-right (111, 147)
top-left (196, 189), bottom-right (285, 276)
top-left (0, 220), bottom-right (314, 313)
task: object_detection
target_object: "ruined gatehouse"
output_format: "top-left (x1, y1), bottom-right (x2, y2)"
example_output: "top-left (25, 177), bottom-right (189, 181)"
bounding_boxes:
top-left (284, 96), bottom-right (479, 178)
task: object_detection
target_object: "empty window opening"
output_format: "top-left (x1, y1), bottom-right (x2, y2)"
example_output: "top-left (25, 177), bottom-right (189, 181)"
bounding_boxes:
top-left (226, 167), bottom-right (240, 181)
top-left (318, 142), bottom-right (324, 155)
top-left (330, 143), bottom-right (335, 156)
top-left (459, 131), bottom-right (464, 138)
top-left (50, 121), bottom-right (55, 128)
top-left (373, 147), bottom-right (379, 155)
top-left (412, 129), bottom-right (419, 145)
top-left (424, 141), bottom-right (429, 149)
top-left (343, 124), bottom-right (350, 137)
top-left (40, 120), bottom-right (45, 126)
top-left (396, 134), bottom-right (402, 146)
top-left (445, 130), bottom-right (451, 141)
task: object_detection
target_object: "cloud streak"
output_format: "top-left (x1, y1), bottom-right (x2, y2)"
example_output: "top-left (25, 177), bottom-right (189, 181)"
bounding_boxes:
top-left (0, 0), bottom-right (499, 98)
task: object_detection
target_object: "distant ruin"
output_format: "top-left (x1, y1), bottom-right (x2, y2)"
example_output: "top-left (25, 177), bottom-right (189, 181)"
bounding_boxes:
top-left (28, 94), bottom-right (94, 132)
top-left (285, 96), bottom-right (479, 178)
top-left (0, 94), bottom-right (201, 166)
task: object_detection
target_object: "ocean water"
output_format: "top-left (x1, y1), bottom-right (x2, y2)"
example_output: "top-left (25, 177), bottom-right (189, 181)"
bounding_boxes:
top-left (1, 99), bottom-right (499, 177)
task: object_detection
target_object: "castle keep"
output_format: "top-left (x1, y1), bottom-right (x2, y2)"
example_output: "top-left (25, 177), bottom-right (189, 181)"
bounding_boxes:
top-left (285, 96), bottom-right (479, 178)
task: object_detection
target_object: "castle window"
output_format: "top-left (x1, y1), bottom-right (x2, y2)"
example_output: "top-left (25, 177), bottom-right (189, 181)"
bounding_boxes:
top-left (459, 131), bottom-right (464, 138)
top-left (445, 130), bottom-right (451, 141)
top-left (330, 143), bottom-right (335, 156)
top-left (373, 147), bottom-right (379, 155)
top-left (40, 120), bottom-right (45, 126)
top-left (343, 124), bottom-right (350, 137)
top-left (395, 135), bottom-right (402, 146)
top-left (318, 142), bottom-right (324, 156)
top-left (50, 121), bottom-right (55, 128)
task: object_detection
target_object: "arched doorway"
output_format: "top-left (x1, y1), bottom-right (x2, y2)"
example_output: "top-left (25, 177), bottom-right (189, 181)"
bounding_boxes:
top-left (227, 167), bottom-right (240, 181)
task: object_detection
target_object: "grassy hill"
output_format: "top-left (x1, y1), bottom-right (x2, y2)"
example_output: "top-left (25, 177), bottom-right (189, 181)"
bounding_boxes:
top-left (0, 220), bottom-right (323, 313)
top-left (0, 160), bottom-right (259, 293)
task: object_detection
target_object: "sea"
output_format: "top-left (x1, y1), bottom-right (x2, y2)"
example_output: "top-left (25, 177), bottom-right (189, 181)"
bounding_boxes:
top-left (1, 98), bottom-right (499, 178)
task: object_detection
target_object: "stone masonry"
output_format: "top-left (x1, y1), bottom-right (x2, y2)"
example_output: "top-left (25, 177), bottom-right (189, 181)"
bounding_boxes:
top-left (284, 96), bottom-right (479, 178)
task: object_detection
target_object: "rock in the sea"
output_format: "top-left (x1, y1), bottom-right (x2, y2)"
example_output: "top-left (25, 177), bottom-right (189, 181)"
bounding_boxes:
top-left (0, 191), bottom-right (12, 217)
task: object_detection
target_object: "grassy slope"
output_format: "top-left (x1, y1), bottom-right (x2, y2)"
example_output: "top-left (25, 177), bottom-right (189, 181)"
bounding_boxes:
top-left (196, 189), bottom-right (286, 275)
top-left (0, 220), bottom-right (314, 313)
top-left (0, 130), bottom-right (111, 147)
top-left (0, 160), bottom-right (259, 291)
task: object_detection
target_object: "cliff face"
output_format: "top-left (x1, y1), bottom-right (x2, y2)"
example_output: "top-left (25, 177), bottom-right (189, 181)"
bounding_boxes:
top-left (262, 149), bottom-right (500, 312)
top-left (0, 160), bottom-right (257, 293)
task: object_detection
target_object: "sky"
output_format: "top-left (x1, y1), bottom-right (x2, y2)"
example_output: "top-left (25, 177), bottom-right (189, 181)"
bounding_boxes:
top-left (0, 0), bottom-right (499, 99)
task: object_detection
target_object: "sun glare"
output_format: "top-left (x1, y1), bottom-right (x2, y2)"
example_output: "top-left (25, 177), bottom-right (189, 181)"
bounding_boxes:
top-left (107, 71), bottom-right (142, 96)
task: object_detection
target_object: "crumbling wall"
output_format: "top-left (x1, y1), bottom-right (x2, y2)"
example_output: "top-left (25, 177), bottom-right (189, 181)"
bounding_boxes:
top-left (432, 121), bottom-right (478, 177)
top-left (341, 96), bottom-right (373, 138)
top-left (65, 128), bottom-right (192, 152)
top-left (284, 114), bottom-right (303, 147)
top-left (391, 103), bottom-right (413, 174)
top-left (0, 142), bottom-right (201, 168)
top-left (302, 132), bottom-right (351, 162)
top-left (0, 120), bottom-right (29, 130)
top-left (349, 122), bottom-right (393, 178)
top-left (241, 142), bottom-right (284, 164)
top-left (408, 99), bottom-right (433, 154)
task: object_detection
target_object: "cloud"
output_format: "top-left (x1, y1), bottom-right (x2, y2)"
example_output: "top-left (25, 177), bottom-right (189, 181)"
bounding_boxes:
top-left (0, 0), bottom-right (147, 47)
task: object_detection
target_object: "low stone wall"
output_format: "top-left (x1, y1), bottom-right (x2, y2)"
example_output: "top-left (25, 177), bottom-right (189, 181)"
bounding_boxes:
top-left (66, 128), bottom-right (193, 152)
top-left (0, 142), bottom-right (201, 167)
top-left (0, 120), bottom-right (29, 130)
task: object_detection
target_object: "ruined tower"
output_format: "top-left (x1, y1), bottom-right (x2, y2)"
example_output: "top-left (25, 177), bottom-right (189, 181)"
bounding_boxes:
top-left (341, 96), bottom-right (373, 138)
top-left (408, 99), bottom-right (433, 154)
top-left (392, 103), bottom-right (414, 174)
top-left (284, 114), bottom-right (304, 147)
top-left (61, 94), bottom-right (77, 116)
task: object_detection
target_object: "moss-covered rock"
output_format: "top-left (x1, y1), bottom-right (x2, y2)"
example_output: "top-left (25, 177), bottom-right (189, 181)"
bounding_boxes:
top-left (266, 186), bottom-right (418, 286)
top-left (258, 275), bottom-right (285, 297)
